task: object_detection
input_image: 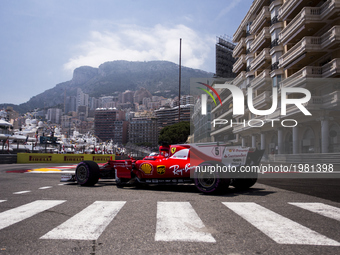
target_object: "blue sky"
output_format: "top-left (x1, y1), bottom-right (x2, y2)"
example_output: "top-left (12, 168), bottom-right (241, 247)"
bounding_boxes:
top-left (0, 0), bottom-right (252, 105)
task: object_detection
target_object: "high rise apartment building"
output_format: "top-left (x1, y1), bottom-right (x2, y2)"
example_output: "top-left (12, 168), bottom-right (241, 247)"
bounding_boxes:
top-left (47, 108), bottom-right (62, 124)
top-left (94, 108), bottom-right (127, 144)
top-left (129, 118), bottom-right (158, 147)
top-left (76, 88), bottom-right (89, 112)
top-left (155, 104), bottom-right (193, 130)
top-left (216, 36), bottom-right (236, 78)
top-left (212, 0), bottom-right (340, 156)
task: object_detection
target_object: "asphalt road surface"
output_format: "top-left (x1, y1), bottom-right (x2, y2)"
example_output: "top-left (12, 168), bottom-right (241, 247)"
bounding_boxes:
top-left (0, 163), bottom-right (339, 255)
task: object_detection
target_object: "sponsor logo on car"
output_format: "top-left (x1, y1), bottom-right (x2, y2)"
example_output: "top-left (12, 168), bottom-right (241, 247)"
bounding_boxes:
top-left (157, 165), bottom-right (166, 175)
top-left (140, 163), bottom-right (153, 174)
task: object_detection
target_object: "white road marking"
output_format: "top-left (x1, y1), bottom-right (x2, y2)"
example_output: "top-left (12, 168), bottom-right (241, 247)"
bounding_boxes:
top-left (155, 202), bottom-right (216, 243)
top-left (13, 191), bottom-right (31, 194)
top-left (0, 200), bottom-right (6, 203)
top-left (40, 201), bottom-right (126, 240)
top-left (0, 200), bottom-right (66, 230)
top-left (39, 186), bottom-right (53, 190)
top-left (223, 202), bottom-right (340, 246)
top-left (289, 203), bottom-right (340, 222)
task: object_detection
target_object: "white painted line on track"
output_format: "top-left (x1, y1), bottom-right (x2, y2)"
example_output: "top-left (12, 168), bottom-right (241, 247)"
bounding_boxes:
top-left (223, 202), bottom-right (340, 246)
top-left (0, 200), bottom-right (6, 203)
top-left (0, 200), bottom-right (66, 230)
top-left (155, 202), bottom-right (216, 243)
top-left (289, 203), bottom-right (340, 222)
top-left (40, 201), bottom-right (126, 240)
top-left (39, 186), bottom-right (53, 190)
top-left (13, 191), bottom-right (31, 195)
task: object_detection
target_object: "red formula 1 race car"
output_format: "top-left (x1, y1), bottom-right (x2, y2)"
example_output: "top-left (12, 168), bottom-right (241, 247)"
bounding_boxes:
top-left (61, 143), bottom-right (264, 194)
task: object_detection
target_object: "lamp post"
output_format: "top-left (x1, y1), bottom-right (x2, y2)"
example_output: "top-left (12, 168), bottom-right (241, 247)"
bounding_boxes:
top-left (178, 38), bottom-right (182, 123)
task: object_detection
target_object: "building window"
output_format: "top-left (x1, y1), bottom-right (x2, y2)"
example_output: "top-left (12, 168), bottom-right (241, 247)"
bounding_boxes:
top-left (272, 75), bottom-right (281, 87)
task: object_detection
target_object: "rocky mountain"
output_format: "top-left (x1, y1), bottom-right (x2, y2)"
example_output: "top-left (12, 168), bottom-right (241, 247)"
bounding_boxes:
top-left (3, 60), bottom-right (213, 113)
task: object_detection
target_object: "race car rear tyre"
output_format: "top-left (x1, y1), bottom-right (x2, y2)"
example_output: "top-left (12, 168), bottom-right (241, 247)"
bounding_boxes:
top-left (194, 162), bottom-right (230, 194)
top-left (232, 178), bottom-right (257, 190)
top-left (75, 161), bottom-right (100, 186)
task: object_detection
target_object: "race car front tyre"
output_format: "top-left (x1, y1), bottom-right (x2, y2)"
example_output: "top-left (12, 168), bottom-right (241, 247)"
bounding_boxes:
top-left (194, 161), bottom-right (230, 194)
top-left (75, 161), bottom-right (100, 186)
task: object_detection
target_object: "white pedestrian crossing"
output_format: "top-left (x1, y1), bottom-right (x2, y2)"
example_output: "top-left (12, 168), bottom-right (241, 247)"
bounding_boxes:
top-left (0, 200), bottom-right (66, 230)
top-left (40, 201), bottom-right (126, 240)
top-left (155, 202), bottom-right (216, 242)
top-left (222, 202), bottom-right (340, 246)
top-left (289, 203), bottom-right (340, 222)
top-left (0, 199), bottom-right (339, 246)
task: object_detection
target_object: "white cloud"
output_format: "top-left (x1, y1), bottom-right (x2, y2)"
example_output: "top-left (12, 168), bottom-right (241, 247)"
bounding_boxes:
top-left (63, 24), bottom-right (215, 72)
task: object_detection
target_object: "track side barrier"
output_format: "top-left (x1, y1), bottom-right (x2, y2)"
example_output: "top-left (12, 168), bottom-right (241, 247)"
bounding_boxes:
top-left (17, 153), bottom-right (115, 164)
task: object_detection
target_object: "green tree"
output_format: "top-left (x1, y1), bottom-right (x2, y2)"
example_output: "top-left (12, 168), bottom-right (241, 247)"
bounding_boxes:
top-left (158, 121), bottom-right (192, 145)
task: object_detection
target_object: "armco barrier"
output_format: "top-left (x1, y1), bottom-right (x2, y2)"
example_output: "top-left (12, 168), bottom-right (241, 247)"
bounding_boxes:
top-left (17, 153), bottom-right (115, 164)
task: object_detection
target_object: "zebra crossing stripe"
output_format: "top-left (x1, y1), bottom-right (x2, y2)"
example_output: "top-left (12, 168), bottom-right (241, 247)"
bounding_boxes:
top-left (155, 202), bottom-right (216, 243)
top-left (40, 201), bottom-right (126, 240)
top-left (13, 191), bottom-right (31, 194)
top-left (0, 200), bottom-right (66, 230)
top-left (223, 202), bottom-right (340, 246)
top-left (289, 203), bottom-right (340, 222)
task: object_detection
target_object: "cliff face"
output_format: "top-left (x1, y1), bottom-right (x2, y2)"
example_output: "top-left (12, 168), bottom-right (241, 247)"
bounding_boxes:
top-left (71, 66), bottom-right (98, 85)
top-left (13, 60), bottom-right (213, 112)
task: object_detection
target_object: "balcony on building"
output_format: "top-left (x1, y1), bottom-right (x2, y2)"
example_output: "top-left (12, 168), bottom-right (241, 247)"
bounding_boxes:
top-left (250, 0), bottom-right (269, 17)
top-left (281, 58), bottom-right (340, 88)
top-left (281, 66), bottom-right (322, 88)
top-left (302, 90), bottom-right (340, 110)
top-left (250, 6), bottom-right (271, 35)
top-left (279, 37), bottom-right (324, 69)
top-left (320, 25), bottom-right (340, 49)
top-left (251, 27), bottom-right (271, 53)
top-left (214, 100), bottom-right (234, 120)
top-left (233, 18), bottom-right (248, 43)
top-left (250, 48), bottom-right (271, 71)
top-left (278, 0), bottom-right (320, 21)
top-left (279, 3), bottom-right (340, 45)
top-left (232, 71), bottom-right (247, 88)
top-left (280, 26), bottom-right (340, 69)
top-left (233, 38), bottom-right (246, 58)
top-left (233, 0), bottom-right (268, 42)
top-left (210, 123), bottom-right (233, 138)
top-left (250, 69), bottom-right (272, 90)
top-left (211, 91), bottom-right (233, 116)
top-left (232, 54), bottom-right (246, 74)
top-left (269, 0), bottom-right (283, 11)
top-left (322, 58), bottom-right (340, 77)
top-left (251, 91), bottom-right (273, 109)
